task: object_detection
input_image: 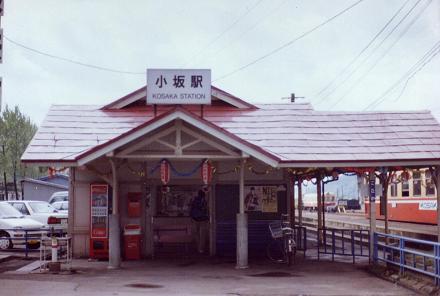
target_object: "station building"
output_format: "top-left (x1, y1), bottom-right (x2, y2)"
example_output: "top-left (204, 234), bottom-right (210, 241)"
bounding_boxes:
top-left (21, 81), bottom-right (440, 268)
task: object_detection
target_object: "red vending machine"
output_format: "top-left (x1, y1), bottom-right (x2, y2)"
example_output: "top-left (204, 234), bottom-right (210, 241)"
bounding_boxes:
top-left (90, 184), bottom-right (112, 259)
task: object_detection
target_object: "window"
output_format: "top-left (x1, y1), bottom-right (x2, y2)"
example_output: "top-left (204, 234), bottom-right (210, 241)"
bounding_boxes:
top-left (390, 183), bottom-right (397, 197)
top-left (402, 180), bottom-right (410, 197)
top-left (425, 170), bottom-right (436, 196)
top-left (10, 203), bottom-right (30, 215)
top-left (413, 171), bottom-right (422, 196)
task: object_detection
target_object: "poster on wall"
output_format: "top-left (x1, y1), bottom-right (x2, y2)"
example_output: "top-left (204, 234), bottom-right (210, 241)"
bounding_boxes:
top-left (156, 186), bottom-right (201, 217)
top-left (244, 185), bottom-right (283, 213)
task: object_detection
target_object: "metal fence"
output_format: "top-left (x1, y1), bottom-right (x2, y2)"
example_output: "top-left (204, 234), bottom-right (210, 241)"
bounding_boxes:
top-left (317, 228), bottom-right (370, 263)
top-left (374, 232), bottom-right (440, 285)
top-left (0, 228), bottom-right (66, 259)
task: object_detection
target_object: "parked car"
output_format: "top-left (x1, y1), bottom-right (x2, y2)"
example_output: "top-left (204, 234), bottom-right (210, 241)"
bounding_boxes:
top-left (0, 202), bottom-right (46, 250)
top-left (51, 201), bottom-right (68, 214)
top-left (5, 201), bottom-right (68, 234)
top-left (48, 191), bottom-right (68, 204)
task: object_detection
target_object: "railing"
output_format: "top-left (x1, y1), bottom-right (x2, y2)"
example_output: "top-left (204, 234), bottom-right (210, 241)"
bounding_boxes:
top-left (40, 235), bottom-right (72, 272)
top-left (0, 228), bottom-right (66, 259)
top-left (317, 228), bottom-right (370, 263)
top-left (374, 232), bottom-right (440, 285)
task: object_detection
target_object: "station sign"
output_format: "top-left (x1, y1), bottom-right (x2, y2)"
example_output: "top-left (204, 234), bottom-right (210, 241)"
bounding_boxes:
top-left (147, 69), bottom-right (211, 105)
top-left (369, 177), bottom-right (376, 202)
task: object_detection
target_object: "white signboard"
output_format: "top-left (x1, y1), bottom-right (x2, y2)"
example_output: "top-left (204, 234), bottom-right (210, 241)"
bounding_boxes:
top-left (147, 69), bottom-right (211, 105)
top-left (419, 200), bottom-right (437, 210)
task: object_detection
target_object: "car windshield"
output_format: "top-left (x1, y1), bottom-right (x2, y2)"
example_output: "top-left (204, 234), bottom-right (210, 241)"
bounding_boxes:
top-left (29, 202), bottom-right (57, 213)
top-left (0, 203), bottom-right (24, 218)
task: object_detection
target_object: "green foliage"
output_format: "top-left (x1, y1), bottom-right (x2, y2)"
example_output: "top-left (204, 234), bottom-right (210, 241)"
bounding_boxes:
top-left (0, 105), bottom-right (39, 181)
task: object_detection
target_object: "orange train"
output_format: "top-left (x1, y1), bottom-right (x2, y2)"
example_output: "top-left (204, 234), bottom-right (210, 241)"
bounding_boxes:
top-left (364, 169), bottom-right (437, 224)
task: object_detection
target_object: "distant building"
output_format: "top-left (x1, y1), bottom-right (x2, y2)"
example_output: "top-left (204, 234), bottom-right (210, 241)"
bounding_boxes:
top-left (21, 174), bottom-right (68, 202)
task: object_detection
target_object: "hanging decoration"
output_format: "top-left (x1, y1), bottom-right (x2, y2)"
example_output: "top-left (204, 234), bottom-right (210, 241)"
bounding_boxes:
top-left (212, 165), bottom-right (240, 175)
top-left (47, 167), bottom-right (68, 177)
top-left (160, 160), bottom-right (170, 184)
top-left (247, 164), bottom-right (274, 175)
top-left (201, 160), bottom-right (213, 184)
top-left (400, 170), bottom-right (412, 182)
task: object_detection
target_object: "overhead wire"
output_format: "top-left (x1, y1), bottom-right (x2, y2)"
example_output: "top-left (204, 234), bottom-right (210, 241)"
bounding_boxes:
top-left (183, 0), bottom-right (265, 67)
top-left (327, 0), bottom-right (432, 110)
top-left (195, 0), bottom-right (289, 65)
top-left (363, 39), bottom-right (440, 110)
top-left (212, 0), bottom-right (366, 82)
top-left (313, 0), bottom-right (412, 103)
top-left (4, 35), bottom-right (145, 75)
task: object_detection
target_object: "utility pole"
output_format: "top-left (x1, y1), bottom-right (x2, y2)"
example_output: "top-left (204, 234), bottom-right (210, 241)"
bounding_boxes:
top-left (281, 93), bottom-right (305, 103)
top-left (0, 0), bottom-right (4, 111)
top-left (2, 144), bottom-right (7, 200)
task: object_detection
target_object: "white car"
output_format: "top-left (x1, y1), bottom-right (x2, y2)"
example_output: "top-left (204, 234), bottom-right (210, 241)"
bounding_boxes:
top-left (5, 201), bottom-right (68, 234)
top-left (51, 201), bottom-right (68, 214)
top-left (0, 202), bottom-right (46, 250)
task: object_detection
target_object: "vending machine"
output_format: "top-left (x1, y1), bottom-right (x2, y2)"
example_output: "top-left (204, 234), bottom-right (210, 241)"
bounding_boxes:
top-left (90, 184), bottom-right (112, 259)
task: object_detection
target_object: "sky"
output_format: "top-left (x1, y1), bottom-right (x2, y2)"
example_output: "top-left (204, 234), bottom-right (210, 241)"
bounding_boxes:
top-left (1, 0), bottom-right (439, 125)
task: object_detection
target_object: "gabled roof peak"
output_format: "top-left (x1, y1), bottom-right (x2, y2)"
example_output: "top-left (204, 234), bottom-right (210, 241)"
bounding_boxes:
top-left (102, 85), bottom-right (257, 110)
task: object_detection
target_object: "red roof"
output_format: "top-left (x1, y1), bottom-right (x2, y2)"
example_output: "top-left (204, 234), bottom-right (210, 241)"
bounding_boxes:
top-left (21, 87), bottom-right (440, 167)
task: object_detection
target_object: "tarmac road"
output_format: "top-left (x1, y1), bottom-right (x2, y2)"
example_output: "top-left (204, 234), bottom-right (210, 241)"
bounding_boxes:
top-left (0, 258), bottom-right (415, 296)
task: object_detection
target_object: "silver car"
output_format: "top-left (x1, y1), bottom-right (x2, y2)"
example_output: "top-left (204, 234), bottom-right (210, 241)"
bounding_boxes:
top-left (0, 202), bottom-right (46, 250)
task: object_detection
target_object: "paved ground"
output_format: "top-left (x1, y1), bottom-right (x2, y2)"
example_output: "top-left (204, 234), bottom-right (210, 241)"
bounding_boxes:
top-left (0, 257), bottom-right (416, 296)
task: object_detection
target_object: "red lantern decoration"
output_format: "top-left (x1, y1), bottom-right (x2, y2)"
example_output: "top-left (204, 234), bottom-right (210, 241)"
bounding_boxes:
top-left (48, 167), bottom-right (55, 178)
top-left (160, 160), bottom-right (170, 185)
top-left (201, 160), bottom-right (213, 185)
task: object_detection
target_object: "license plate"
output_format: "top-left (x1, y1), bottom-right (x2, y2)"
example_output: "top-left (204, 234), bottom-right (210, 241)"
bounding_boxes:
top-left (28, 240), bottom-right (39, 245)
top-left (61, 219), bottom-right (68, 225)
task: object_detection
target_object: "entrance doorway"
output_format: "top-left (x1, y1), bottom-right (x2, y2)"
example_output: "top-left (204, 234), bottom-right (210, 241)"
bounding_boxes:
top-left (152, 185), bottom-right (210, 257)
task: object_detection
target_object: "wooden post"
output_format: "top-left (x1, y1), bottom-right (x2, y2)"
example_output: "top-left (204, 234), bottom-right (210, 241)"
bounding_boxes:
top-left (291, 174), bottom-right (296, 227)
top-left (236, 158), bottom-right (248, 269)
top-left (322, 180), bottom-right (326, 230)
top-left (435, 166), bottom-right (440, 243)
top-left (369, 171), bottom-right (376, 262)
top-left (298, 177), bottom-right (303, 227)
top-left (383, 172), bottom-right (390, 234)
top-left (317, 172), bottom-right (322, 244)
top-left (108, 158), bottom-right (121, 269)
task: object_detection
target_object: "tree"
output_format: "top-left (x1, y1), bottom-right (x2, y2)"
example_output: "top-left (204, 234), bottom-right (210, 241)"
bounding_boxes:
top-left (0, 105), bottom-right (38, 199)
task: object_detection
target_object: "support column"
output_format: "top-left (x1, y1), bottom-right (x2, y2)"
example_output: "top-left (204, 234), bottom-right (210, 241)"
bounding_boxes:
top-left (236, 158), bottom-right (248, 269)
top-left (290, 174), bottom-right (296, 227)
top-left (369, 171), bottom-right (376, 262)
top-left (435, 166), bottom-right (440, 243)
top-left (108, 158), bottom-right (121, 269)
top-left (68, 168), bottom-right (75, 252)
top-left (316, 172), bottom-right (322, 245)
top-left (298, 177), bottom-right (303, 227)
top-left (322, 180), bottom-right (326, 230)
top-left (383, 173), bottom-right (389, 234)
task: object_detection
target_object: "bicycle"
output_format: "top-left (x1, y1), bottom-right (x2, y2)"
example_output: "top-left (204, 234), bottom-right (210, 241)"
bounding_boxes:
top-left (267, 215), bottom-right (296, 266)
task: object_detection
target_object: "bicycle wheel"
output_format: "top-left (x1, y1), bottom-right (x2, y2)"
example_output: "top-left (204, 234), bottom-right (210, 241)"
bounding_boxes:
top-left (267, 239), bottom-right (286, 263)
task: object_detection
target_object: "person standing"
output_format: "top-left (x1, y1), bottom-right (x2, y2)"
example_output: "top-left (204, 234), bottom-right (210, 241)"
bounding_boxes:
top-left (190, 189), bottom-right (209, 253)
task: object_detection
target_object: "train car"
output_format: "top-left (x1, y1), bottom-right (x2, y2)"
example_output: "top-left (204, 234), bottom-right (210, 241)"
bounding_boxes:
top-left (364, 169), bottom-right (437, 224)
top-left (301, 192), bottom-right (337, 212)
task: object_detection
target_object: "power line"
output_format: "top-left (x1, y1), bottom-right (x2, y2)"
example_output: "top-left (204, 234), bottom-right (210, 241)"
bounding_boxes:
top-left (313, 0), bottom-right (412, 102)
top-left (183, 0), bottom-right (265, 67)
top-left (212, 0), bottom-right (366, 82)
top-left (363, 39), bottom-right (440, 110)
top-left (4, 35), bottom-right (145, 75)
top-left (327, 0), bottom-right (432, 110)
top-left (196, 0), bottom-right (289, 65)
top-left (319, 0), bottom-right (425, 108)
